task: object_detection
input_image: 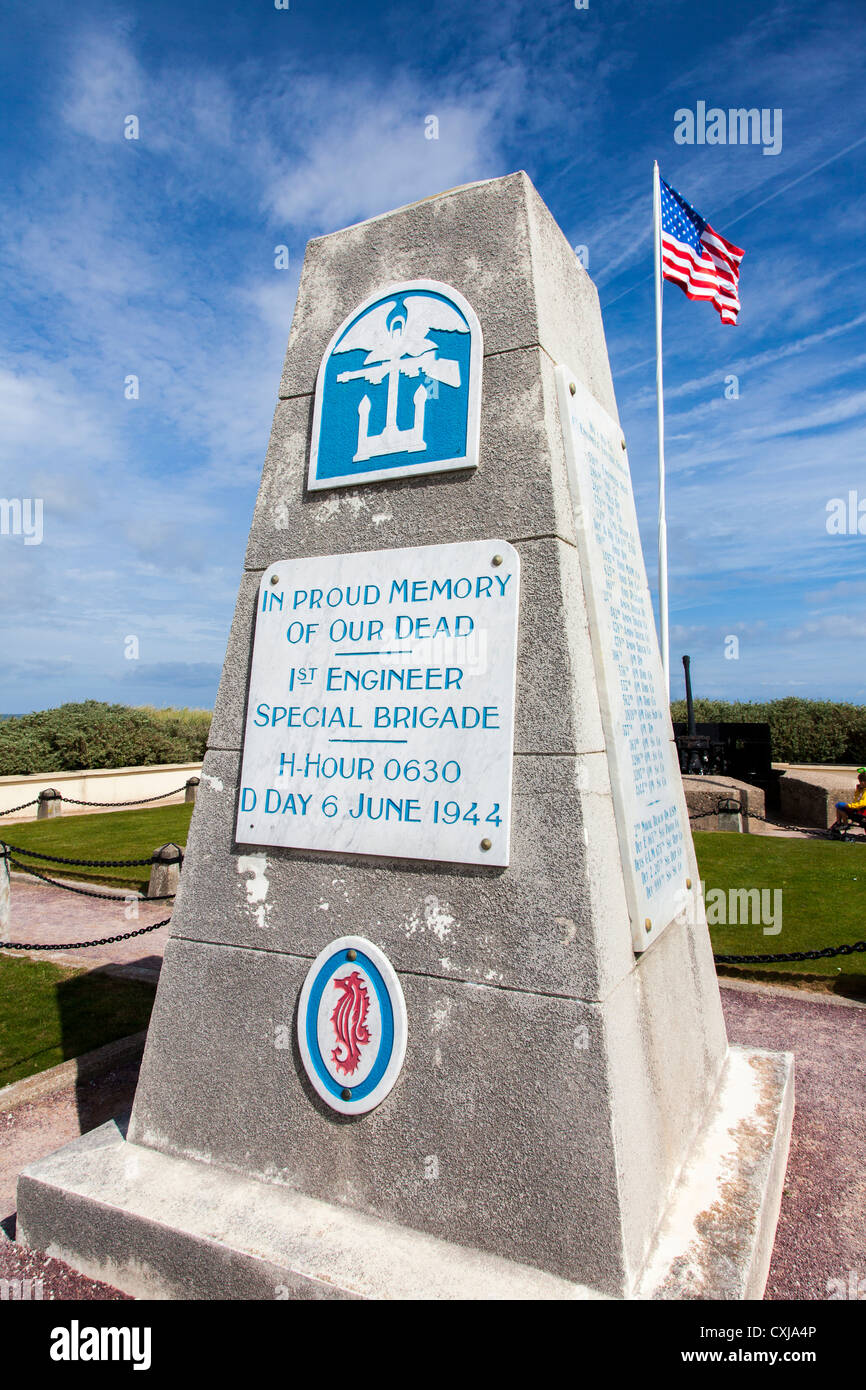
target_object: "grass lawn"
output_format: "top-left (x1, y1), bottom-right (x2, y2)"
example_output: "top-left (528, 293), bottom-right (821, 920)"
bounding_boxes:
top-left (693, 830), bottom-right (866, 987)
top-left (3, 808), bottom-right (862, 998)
top-left (1, 803), bottom-right (194, 894)
top-left (0, 954), bottom-right (156, 1087)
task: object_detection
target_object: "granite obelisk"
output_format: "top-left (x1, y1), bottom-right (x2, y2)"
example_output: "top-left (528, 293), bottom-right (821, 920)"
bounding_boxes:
top-left (17, 172), bottom-right (793, 1300)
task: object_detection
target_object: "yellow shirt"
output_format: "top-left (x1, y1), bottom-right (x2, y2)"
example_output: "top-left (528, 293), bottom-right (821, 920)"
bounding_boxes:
top-left (849, 784), bottom-right (866, 810)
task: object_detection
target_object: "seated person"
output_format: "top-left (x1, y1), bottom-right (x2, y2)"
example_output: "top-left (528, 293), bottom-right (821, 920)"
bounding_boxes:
top-left (833, 767), bottom-right (866, 827)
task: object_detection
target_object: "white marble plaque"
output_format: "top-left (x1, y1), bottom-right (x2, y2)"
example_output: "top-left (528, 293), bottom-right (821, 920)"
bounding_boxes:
top-left (236, 539), bottom-right (519, 866)
top-left (556, 368), bottom-right (689, 952)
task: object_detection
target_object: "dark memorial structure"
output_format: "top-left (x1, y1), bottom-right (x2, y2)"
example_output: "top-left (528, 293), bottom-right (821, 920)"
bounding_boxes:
top-left (674, 654), bottom-right (776, 801)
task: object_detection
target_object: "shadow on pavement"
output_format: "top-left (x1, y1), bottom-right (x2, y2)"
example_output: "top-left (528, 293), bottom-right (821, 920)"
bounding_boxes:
top-left (54, 960), bottom-right (156, 1136)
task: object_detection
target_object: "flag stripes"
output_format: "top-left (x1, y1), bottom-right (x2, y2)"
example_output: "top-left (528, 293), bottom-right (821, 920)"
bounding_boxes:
top-left (659, 177), bottom-right (744, 324)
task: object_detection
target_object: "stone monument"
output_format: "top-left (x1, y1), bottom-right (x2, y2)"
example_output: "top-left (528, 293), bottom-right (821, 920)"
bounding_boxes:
top-left (17, 172), bottom-right (793, 1300)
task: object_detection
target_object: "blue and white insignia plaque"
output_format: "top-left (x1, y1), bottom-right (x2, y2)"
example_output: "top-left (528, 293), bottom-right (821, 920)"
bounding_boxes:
top-left (307, 280), bottom-right (482, 490)
top-left (297, 935), bottom-right (408, 1115)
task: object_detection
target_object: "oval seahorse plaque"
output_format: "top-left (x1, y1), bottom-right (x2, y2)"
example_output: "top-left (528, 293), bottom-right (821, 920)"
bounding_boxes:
top-left (297, 936), bottom-right (408, 1115)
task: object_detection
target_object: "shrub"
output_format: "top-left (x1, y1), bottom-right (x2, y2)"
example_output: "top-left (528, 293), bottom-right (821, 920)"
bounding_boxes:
top-left (0, 702), bottom-right (211, 776)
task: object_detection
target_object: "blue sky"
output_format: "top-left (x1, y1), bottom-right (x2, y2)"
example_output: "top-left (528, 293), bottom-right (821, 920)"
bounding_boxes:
top-left (2, 0), bottom-right (865, 712)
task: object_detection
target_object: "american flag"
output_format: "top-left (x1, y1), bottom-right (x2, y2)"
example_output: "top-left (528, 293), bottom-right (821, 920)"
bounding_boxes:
top-left (659, 177), bottom-right (744, 324)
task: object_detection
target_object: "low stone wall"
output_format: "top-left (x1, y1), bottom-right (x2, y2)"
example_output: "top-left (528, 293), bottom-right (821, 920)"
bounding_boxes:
top-left (686, 767), bottom-right (862, 832)
top-left (0, 762), bottom-right (202, 818)
top-left (683, 775), bottom-right (765, 832)
top-left (778, 770), bottom-right (853, 830)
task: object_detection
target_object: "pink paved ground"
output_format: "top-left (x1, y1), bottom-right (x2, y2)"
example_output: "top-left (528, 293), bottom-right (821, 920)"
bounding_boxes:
top-left (722, 982), bottom-right (866, 1301)
top-left (1, 979), bottom-right (863, 1301)
top-left (1, 1060), bottom-right (141, 1299)
top-left (2, 875), bottom-right (171, 974)
top-left (0, 879), bottom-right (166, 1298)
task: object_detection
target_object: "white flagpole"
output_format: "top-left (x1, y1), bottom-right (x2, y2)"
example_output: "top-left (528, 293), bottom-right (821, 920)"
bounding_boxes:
top-left (653, 160), bottom-right (670, 695)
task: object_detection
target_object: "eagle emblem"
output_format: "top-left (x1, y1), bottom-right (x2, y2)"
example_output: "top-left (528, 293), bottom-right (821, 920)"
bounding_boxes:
top-left (333, 295), bottom-right (467, 462)
top-left (308, 281), bottom-right (482, 490)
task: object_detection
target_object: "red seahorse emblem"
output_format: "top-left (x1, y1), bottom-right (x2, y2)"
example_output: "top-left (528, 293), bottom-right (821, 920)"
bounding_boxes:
top-left (330, 970), bottom-right (371, 1076)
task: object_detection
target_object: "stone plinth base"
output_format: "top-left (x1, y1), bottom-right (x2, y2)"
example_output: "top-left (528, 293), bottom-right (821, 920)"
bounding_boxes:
top-left (637, 1046), bottom-right (793, 1299)
top-left (683, 776), bottom-right (765, 833)
top-left (778, 771), bottom-right (850, 830)
top-left (16, 1046), bottom-right (792, 1302)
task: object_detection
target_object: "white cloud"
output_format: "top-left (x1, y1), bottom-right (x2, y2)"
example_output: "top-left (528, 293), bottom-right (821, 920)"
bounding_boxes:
top-left (4, 8), bottom-right (866, 709)
top-left (257, 77), bottom-right (506, 233)
top-left (61, 31), bottom-right (145, 143)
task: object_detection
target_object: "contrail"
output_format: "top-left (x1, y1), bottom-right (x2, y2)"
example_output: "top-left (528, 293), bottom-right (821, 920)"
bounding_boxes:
top-left (725, 131), bottom-right (866, 228)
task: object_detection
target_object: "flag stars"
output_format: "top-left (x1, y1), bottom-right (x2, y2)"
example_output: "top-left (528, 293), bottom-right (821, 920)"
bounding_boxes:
top-left (657, 172), bottom-right (744, 324)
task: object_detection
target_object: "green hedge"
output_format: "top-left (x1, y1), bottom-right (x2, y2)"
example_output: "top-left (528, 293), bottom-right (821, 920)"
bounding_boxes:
top-left (668, 697), bottom-right (866, 765)
top-left (0, 702), bottom-right (211, 776)
top-left (3, 697), bottom-right (862, 777)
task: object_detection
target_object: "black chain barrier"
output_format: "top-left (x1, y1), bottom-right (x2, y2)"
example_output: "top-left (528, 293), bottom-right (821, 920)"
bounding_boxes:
top-left (715, 941), bottom-right (866, 965)
top-left (2, 790), bottom-right (859, 962)
top-left (0, 775), bottom-right (187, 949)
top-left (58, 785), bottom-right (190, 807)
top-left (6, 856), bottom-right (175, 902)
top-left (0, 784), bottom-right (190, 817)
top-left (0, 836), bottom-right (180, 950)
top-left (688, 800), bottom-right (839, 838)
top-left (0, 797), bottom-right (40, 818)
top-left (0, 842), bottom-right (166, 867)
top-left (1, 918), bottom-right (171, 952)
